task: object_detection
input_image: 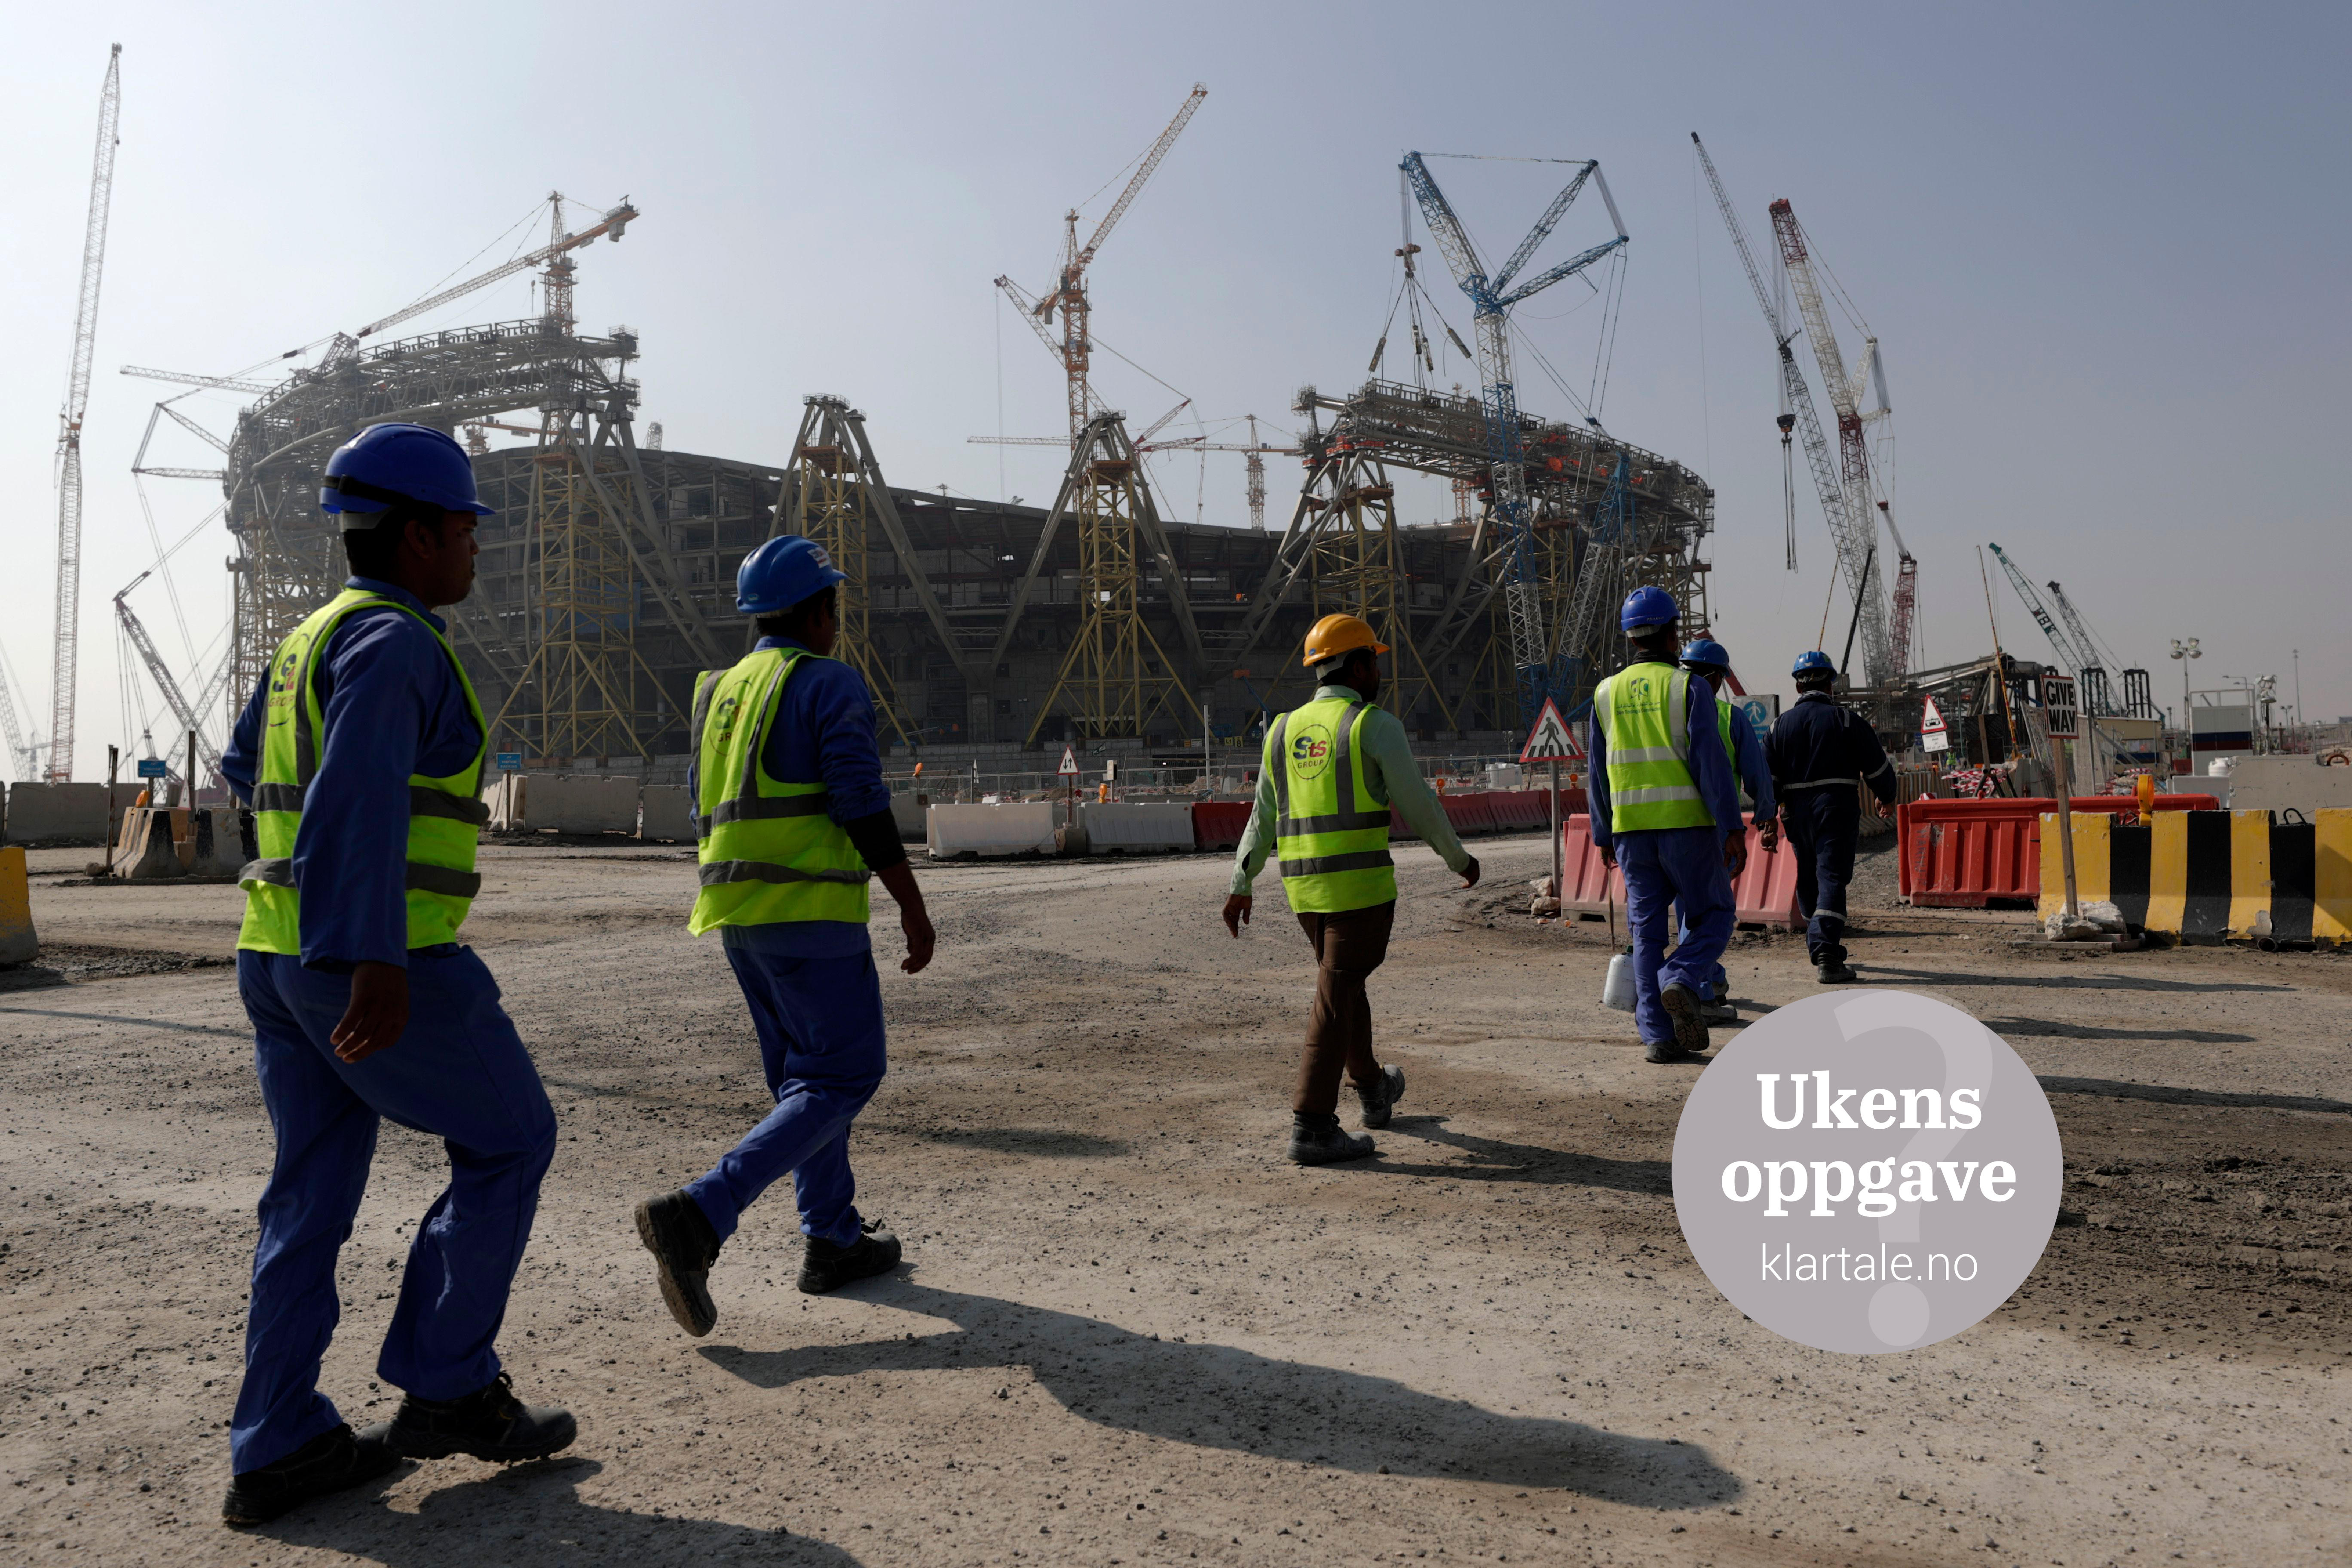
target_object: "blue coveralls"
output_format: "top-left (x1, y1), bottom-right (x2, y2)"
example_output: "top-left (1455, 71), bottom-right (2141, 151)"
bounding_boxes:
top-left (1765, 690), bottom-right (1898, 965)
top-left (1677, 691), bottom-right (1778, 1004)
top-left (683, 637), bottom-right (893, 1250)
top-left (1587, 675), bottom-right (1746, 1048)
top-left (220, 576), bottom-right (556, 1475)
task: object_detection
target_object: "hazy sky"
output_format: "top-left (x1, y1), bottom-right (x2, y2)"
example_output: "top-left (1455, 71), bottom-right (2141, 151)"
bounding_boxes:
top-left (3, 2), bottom-right (2343, 776)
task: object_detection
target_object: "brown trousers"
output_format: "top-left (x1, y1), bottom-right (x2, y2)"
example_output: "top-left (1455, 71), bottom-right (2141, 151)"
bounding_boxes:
top-left (1291, 900), bottom-right (1396, 1116)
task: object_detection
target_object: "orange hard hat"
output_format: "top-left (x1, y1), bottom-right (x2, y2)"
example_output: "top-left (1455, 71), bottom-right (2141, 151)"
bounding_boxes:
top-left (1303, 613), bottom-right (1388, 666)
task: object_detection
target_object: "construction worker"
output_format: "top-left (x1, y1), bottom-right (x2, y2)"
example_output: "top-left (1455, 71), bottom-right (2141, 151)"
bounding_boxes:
top-left (218, 423), bottom-right (571, 1527)
top-left (1766, 651), bottom-right (1897, 983)
top-left (1586, 588), bottom-right (1747, 1064)
top-left (1222, 614), bottom-right (1479, 1164)
top-left (634, 535), bottom-right (934, 1338)
top-left (1675, 638), bottom-right (1779, 1024)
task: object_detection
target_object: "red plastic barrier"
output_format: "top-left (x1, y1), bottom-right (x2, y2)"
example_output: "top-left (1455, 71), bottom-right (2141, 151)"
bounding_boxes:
top-left (1389, 806), bottom-right (1420, 842)
top-left (1555, 813), bottom-right (1797, 928)
top-left (1192, 800), bottom-right (1254, 852)
top-left (1896, 794), bottom-right (2221, 906)
top-left (1442, 793), bottom-right (1500, 836)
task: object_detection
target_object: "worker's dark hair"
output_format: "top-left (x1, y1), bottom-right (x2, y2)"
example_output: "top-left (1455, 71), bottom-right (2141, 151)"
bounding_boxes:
top-left (754, 585), bottom-right (838, 643)
top-left (1628, 628), bottom-right (1678, 659)
top-left (1794, 668), bottom-right (1838, 693)
top-left (341, 500), bottom-right (449, 580)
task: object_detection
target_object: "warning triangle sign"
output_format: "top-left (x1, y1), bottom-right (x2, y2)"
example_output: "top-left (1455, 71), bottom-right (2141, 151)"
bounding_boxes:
top-left (1520, 698), bottom-right (1582, 763)
top-left (1056, 744), bottom-right (1081, 777)
top-left (1920, 695), bottom-right (1948, 735)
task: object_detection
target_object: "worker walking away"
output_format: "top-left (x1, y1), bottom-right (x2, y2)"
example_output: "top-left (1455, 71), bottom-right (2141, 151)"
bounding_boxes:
top-left (634, 535), bottom-right (935, 1338)
top-left (1587, 589), bottom-right (1748, 1064)
top-left (219, 423), bottom-right (571, 1527)
top-left (1222, 615), bottom-right (1479, 1164)
top-left (1766, 652), bottom-right (1898, 984)
top-left (1675, 639), bottom-right (1779, 1025)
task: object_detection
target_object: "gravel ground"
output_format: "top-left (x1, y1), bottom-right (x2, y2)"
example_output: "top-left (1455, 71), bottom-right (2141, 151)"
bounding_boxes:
top-left (2, 834), bottom-right (2346, 1566)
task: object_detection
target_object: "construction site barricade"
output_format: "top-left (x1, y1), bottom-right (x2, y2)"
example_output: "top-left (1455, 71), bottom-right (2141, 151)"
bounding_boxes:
top-left (4, 782), bottom-right (114, 845)
top-left (890, 795), bottom-right (928, 842)
top-left (1555, 813), bottom-right (1798, 928)
top-left (1899, 794), bottom-right (2221, 907)
top-left (1388, 807), bottom-right (1420, 842)
top-left (119, 808), bottom-right (187, 880)
top-left (1441, 793), bottom-right (1500, 837)
top-left (1079, 802), bottom-right (1195, 854)
top-left (1192, 800), bottom-right (1253, 853)
top-left (927, 801), bottom-right (1057, 858)
top-left (0, 844), bottom-right (35, 964)
top-left (639, 785), bottom-right (696, 842)
top-left (2037, 806), bottom-right (2352, 946)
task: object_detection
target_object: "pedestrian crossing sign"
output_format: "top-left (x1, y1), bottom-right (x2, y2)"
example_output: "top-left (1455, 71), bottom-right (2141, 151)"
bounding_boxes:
top-left (1056, 744), bottom-right (1080, 777)
top-left (1520, 698), bottom-right (1581, 763)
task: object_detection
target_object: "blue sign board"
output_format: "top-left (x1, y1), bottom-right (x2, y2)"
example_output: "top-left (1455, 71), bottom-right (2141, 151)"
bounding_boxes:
top-left (1733, 695), bottom-right (1780, 745)
top-left (496, 752), bottom-right (524, 773)
top-left (136, 758), bottom-right (168, 779)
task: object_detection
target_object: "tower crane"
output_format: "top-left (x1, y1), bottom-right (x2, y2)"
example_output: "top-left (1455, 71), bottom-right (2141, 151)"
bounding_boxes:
top-left (113, 575), bottom-right (224, 789)
top-left (45, 43), bottom-right (122, 783)
top-left (1766, 197), bottom-right (1902, 687)
top-left (0, 665), bottom-right (35, 781)
top-left (1399, 151), bottom-right (1628, 721)
top-left (995, 85), bottom-right (1206, 447)
top-left (1693, 135), bottom-right (1884, 691)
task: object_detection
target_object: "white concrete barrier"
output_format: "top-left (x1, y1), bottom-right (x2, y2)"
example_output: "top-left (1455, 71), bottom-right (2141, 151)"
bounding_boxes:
top-left (927, 801), bottom-right (1056, 858)
top-left (1078, 802), bottom-right (1196, 854)
top-left (536, 775), bottom-right (640, 833)
top-left (640, 784), bottom-right (698, 842)
top-left (2224, 754), bottom-right (2352, 815)
top-left (890, 795), bottom-right (928, 842)
top-left (6, 782), bottom-right (113, 844)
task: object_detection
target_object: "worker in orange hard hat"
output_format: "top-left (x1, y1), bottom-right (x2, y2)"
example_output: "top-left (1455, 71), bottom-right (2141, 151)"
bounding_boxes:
top-left (1221, 613), bottom-right (1479, 1166)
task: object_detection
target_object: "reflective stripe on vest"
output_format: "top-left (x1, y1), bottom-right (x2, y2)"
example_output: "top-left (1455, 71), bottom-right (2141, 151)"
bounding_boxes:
top-left (687, 646), bottom-right (873, 934)
top-left (1268, 695), bottom-right (1397, 914)
top-left (1595, 662), bottom-right (1715, 833)
top-left (236, 588), bottom-right (490, 955)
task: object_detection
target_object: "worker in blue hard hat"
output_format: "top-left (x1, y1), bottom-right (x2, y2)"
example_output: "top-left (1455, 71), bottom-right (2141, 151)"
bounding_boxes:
top-left (1675, 637), bottom-right (1779, 1024)
top-left (1586, 587), bottom-right (1748, 1063)
top-left (217, 422), bottom-right (573, 1527)
top-left (634, 533), bottom-right (934, 1340)
top-left (1765, 651), bottom-right (1897, 984)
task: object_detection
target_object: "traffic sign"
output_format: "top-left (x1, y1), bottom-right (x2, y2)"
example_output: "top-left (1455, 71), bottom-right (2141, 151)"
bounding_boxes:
top-left (1519, 698), bottom-right (1581, 763)
top-left (1056, 744), bottom-right (1080, 777)
top-left (2042, 675), bottom-right (2079, 740)
top-left (496, 752), bottom-right (524, 773)
top-left (1733, 694), bottom-right (1779, 746)
top-left (136, 758), bottom-right (167, 779)
top-left (1920, 695), bottom-right (1951, 754)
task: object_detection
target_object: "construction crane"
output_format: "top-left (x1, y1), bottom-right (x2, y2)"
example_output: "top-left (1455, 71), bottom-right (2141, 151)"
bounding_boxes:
top-left (1766, 197), bottom-right (1903, 688)
top-left (995, 84), bottom-right (1206, 447)
top-left (1987, 542), bottom-right (2092, 677)
top-left (970, 412), bottom-right (1295, 529)
top-left (0, 664), bottom-right (35, 781)
top-left (2045, 579), bottom-right (2123, 716)
top-left (44, 43), bottom-right (122, 783)
top-left (1399, 151), bottom-right (1629, 721)
top-left (113, 578), bottom-right (224, 788)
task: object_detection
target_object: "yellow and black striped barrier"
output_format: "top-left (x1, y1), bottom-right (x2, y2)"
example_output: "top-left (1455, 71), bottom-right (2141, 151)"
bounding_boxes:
top-left (2038, 808), bottom-right (2352, 945)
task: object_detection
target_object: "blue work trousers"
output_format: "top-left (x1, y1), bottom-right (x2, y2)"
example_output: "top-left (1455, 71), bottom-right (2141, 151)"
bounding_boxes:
top-left (1783, 788), bottom-right (1862, 963)
top-left (685, 945), bottom-right (887, 1249)
top-left (1616, 826), bottom-right (1736, 1046)
top-left (231, 948), bottom-right (556, 1474)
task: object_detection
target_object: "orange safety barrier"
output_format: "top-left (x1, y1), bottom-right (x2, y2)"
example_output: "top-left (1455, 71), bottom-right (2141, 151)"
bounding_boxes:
top-left (1897, 794), bottom-right (2221, 907)
top-left (1192, 800), bottom-right (1254, 852)
top-left (1556, 813), bottom-right (1798, 929)
top-left (1442, 793), bottom-right (1500, 836)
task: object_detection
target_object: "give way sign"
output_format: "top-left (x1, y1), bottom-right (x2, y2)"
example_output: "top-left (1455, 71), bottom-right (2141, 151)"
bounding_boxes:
top-left (1520, 698), bottom-right (1583, 763)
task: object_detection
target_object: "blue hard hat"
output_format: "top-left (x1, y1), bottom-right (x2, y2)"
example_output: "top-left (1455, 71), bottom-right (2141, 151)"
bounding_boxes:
top-left (1620, 585), bottom-right (1679, 634)
top-left (1792, 650), bottom-right (1836, 678)
top-left (1681, 637), bottom-right (1731, 673)
top-left (737, 534), bottom-right (848, 616)
top-left (320, 422), bottom-right (492, 522)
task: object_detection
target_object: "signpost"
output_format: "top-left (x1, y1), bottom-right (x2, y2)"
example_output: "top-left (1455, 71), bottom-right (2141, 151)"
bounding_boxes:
top-left (1920, 695), bottom-right (1951, 755)
top-left (136, 757), bottom-right (167, 780)
top-left (1520, 698), bottom-right (1581, 911)
top-left (496, 752), bottom-right (524, 774)
top-left (1057, 743), bottom-right (1080, 824)
top-left (2041, 674), bottom-right (2082, 925)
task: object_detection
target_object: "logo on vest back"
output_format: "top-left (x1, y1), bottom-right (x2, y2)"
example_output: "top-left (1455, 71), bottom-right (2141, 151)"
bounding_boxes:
top-left (1290, 720), bottom-right (1335, 782)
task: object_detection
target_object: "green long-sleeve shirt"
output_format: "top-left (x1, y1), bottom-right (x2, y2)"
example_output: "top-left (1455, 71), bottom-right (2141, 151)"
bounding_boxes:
top-left (1228, 686), bottom-right (1475, 897)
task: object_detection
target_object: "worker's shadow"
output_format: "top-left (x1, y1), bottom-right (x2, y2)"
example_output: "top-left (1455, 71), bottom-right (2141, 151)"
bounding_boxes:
top-left (702, 1283), bottom-right (1736, 1509)
top-left (259, 1458), bottom-right (866, 1566)
top-left (1370, 1114), bottom-right (1672, 1194)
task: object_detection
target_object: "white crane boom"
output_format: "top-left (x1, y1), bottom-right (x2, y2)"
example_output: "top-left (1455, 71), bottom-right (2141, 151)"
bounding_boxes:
top-left (114, 591), bottom-right (224, 787)
top-left (46, 44), bottom-right (123, 783)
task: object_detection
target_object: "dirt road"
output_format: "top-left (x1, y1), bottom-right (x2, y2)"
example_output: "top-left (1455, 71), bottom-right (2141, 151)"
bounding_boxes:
top-left (3, 835), bottom-right (2346, 1565)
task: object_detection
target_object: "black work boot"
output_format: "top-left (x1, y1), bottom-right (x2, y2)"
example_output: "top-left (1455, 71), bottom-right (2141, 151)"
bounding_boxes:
top-left (1700, 991), bottom-right (1738, 1026)
top-left (635, 1188), bottom-right (721, 1337)
top-left (798, 1219), bottom-right (903, 1295)
top-left (1288, 1112), bottom-right (1375, 1165)
top-left (1354, 1063), bottom-right (1406, 1130)
top-left (385, 1373), bottom-right (576, 1464)
top-left (1658, 981), bottom-right (1711, 1059)
top-left (1816, 947), bottom-right (1858, 984)
top-left (221, 1421), bottom-right (401, 1527)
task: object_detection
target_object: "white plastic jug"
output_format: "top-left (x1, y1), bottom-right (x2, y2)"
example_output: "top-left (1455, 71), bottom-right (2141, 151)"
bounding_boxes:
top-left (1602, 952), bottom-right (1637, 1012)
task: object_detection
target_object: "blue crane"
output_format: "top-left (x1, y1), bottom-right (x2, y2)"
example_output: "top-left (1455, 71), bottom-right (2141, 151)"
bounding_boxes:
top-left (1399, 153), bottom-right (1628, 726)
